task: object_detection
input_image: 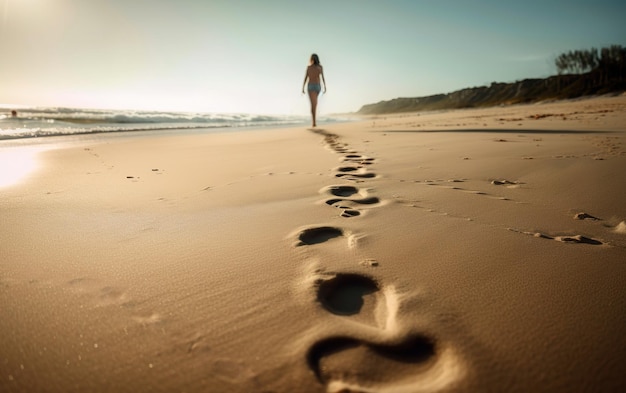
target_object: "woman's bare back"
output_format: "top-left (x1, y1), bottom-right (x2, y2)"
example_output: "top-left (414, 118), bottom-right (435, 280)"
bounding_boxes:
top-left (306, 64), bottom-right (323, 84)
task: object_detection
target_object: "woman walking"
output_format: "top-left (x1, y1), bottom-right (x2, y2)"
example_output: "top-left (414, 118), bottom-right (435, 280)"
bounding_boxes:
top-left (302, 53), bottom-right (326, 127)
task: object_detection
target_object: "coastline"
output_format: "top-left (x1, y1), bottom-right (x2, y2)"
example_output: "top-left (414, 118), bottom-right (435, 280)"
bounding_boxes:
top-left (1, 95), bottom-right (625, 392)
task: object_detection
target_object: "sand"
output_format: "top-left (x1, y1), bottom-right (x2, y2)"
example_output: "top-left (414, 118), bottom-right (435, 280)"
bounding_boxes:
top-left (1, 95), bottom-right (626, 392)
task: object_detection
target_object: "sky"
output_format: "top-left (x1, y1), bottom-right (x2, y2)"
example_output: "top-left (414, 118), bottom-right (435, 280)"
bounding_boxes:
top-left (0, 0), bottom-right (624, 115)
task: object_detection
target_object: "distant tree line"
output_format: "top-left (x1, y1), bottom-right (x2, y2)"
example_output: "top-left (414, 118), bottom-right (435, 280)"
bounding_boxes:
top-left (358, 44), bottom-right (626, 114)
top-left (555, 45), bottom-right (625, 84)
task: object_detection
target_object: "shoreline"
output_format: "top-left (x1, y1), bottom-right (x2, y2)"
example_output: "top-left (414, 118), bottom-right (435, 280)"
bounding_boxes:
top-left (1, 95), bottom-right (625, 392)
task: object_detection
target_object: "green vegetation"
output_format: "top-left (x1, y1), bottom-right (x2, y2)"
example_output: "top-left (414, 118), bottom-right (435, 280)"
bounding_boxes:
top-left (555, 45), bottom-right (625, 85)
top-left (358, 45), bottom-right (625, 115)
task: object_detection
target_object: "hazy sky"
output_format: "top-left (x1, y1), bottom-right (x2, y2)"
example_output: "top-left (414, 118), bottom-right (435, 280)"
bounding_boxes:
top-left (1, 0), bottom-right (624, 115)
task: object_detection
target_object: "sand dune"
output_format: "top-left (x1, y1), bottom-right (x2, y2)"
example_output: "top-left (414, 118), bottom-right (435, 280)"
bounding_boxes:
top-left (1, 95), bottom-right (625, 392)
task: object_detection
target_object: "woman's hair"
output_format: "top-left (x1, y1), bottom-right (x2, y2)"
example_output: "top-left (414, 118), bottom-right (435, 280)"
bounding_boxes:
top-left (310, 53), bottom-right (320, 65)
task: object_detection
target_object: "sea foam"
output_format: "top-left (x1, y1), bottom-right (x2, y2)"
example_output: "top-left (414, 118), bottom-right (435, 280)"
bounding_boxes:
top-left (0, 106), bottom-right (324, 140)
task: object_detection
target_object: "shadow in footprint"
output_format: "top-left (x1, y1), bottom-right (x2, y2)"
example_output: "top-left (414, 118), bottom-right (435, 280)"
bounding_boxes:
top-left (329, 185), bottom-right (359, 197)
top-left (511, 229), bottom-right (606, 246)
top-left (337, 166), bottom-right (360, 173)
top-left (555, 235), bottom-right (604, 245)
top-left (344, 156), bottom-right (376, 165)
top-left (326, 197), bottom-right (380, 206)
top-left (307, 335), bottom-right (436, 383)
top-left (372, 336), bottom-right (436, 364)
top-left (336, 172), bottom-right (377, 179)
top-left (298, 227), bottom-right (343, 246)
top-left (341, 210), bottom-right (361, 218)
top-left (353, 197), bottom-right (379, 205)
top-left (317, 274), bottom-right (379, 315)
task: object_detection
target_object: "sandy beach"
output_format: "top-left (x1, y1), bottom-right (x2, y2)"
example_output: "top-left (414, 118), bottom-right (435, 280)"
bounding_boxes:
top-left (2, 95), bottom-right (626, 392)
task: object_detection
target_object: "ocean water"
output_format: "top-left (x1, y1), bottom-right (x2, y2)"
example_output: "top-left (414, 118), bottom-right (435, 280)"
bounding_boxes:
top-left (0, 106), bottom-right (326, 140)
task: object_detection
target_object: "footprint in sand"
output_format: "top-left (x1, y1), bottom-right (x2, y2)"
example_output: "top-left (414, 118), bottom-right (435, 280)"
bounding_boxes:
top-left (343, 154), bottom-right (376, 165)
top-left (309, 129), bottom-right (350, 154)
top-left (411, 179), bottom-right (514, 202)
top-left (337, 173), bottom-right (377, 180)
top-left (321, 185), bottom-right (382, 218)
top-left (554, 235), bottom-right (605, 245)
top-left (296, 226), bottom-right (344, 245)
top-left (510, 229), bottom-right (606, 245)
top-left (308, 272), bottom-right (462, 392)
top-left (574, 212), bottom-right (600, 221)
top-left (339, 209), bottom-right (361, 218)
top-left (313, 272), bottom-right (400, 332)
top-left (308, 335), bottom-right (439, 391)
top-left (294, 225), bottom-right (365, 247)
top-left (336, 166), bottom-right (360, 173)
top-left (491, 179), bottom-right (523, 188)
top-left (316, 273), bottom-right (380, 316)
top-left (334, 166), bottom-right (377, 181)
top-left (327, 185), bottom-right (360, 197)
top-left (293, 226), bottom-right (366, 249)
top-left (326, 196), bottom-right (380, 206)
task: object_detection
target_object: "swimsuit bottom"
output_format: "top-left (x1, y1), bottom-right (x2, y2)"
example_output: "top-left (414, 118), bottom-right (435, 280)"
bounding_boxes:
top-left (307, 83), bottom-right (321, 93)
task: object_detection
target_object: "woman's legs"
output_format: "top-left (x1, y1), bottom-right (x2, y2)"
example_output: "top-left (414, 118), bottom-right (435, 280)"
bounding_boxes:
top-left (308, 90), bottom-right (319, 127)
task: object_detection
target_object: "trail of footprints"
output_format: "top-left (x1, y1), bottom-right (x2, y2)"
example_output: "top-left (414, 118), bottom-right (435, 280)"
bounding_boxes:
top-left (394, 178), bottom-right (609, 246)
top-left (293, 129), bottom-right (456, 392)
top-left (75, 130), bottom-right (610, 390)
top-left (293, 128), bottom-right (612, 391)
top-left (311, 129), bottom-right (382, 219)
